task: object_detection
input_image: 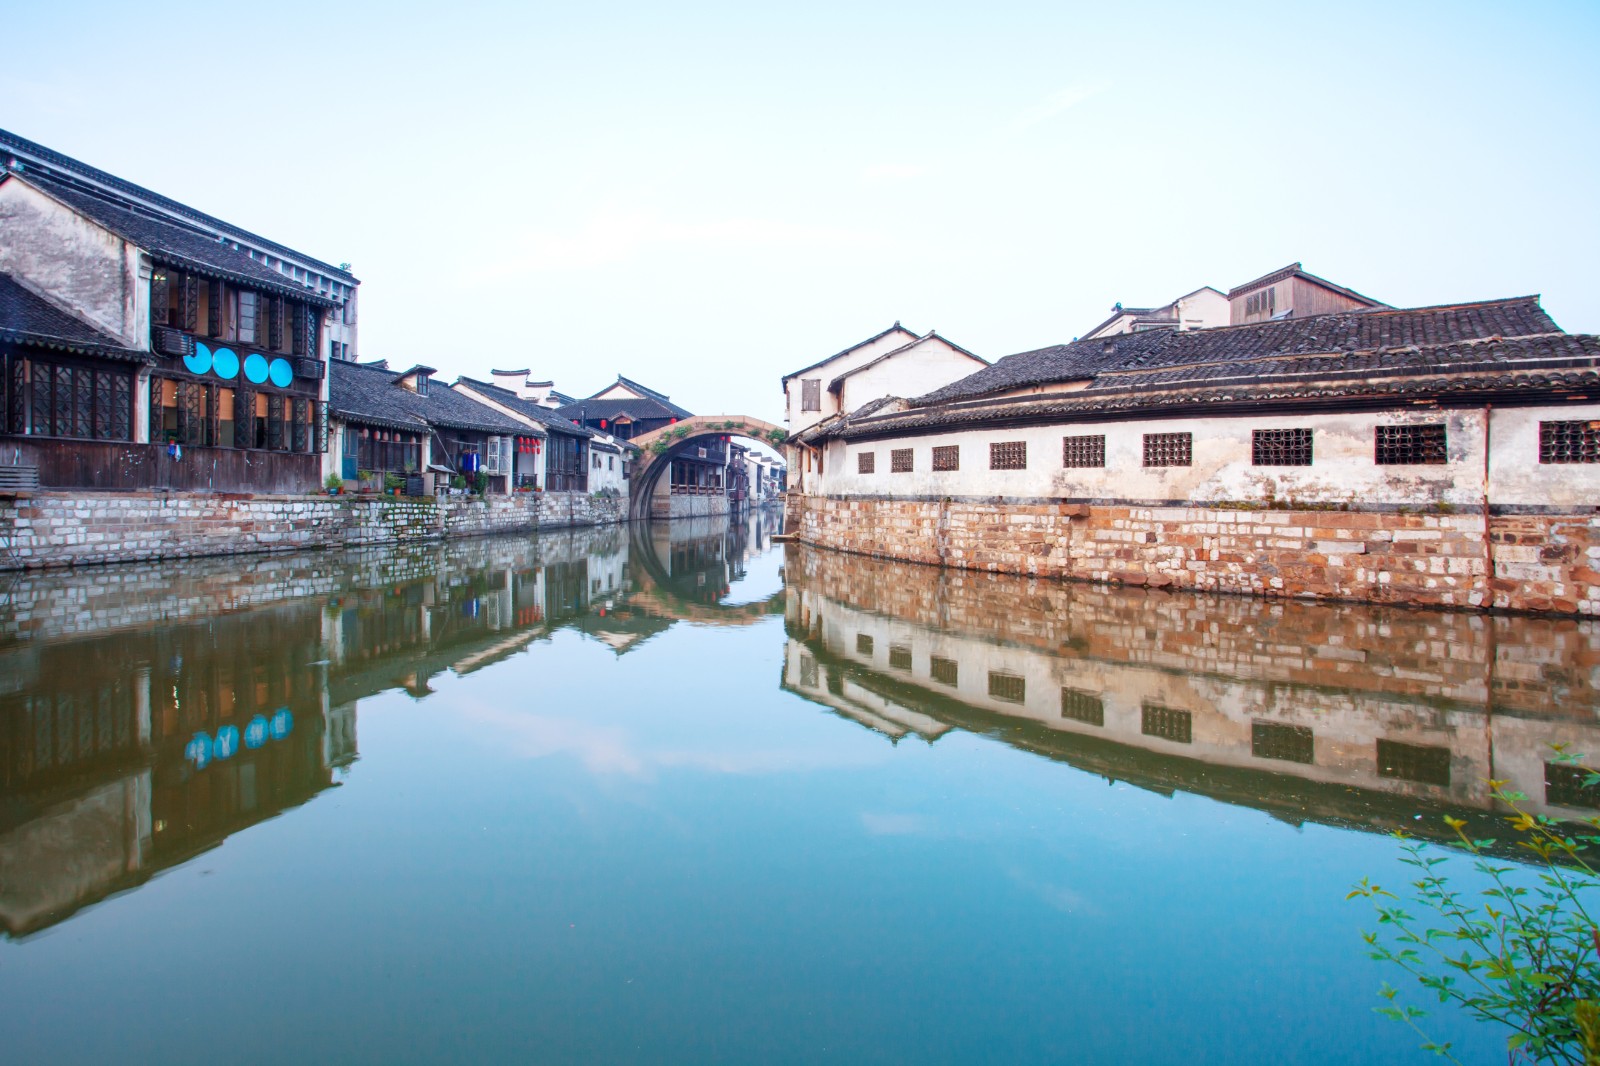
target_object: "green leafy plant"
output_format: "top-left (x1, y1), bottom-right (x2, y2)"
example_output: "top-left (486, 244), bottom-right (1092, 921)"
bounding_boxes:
top-left (473, 470), bottom-right (489, 496)
top-left (449, 474), bottom-right (467, 490)
top-left (383, 473), bottom-right (405, 493)
top-left (1350, 749), bottom-right (1600, 1064)
top-left (766, 428), bottom-right (788, 445)
top-left (323, 473), bottom-right (343, 492)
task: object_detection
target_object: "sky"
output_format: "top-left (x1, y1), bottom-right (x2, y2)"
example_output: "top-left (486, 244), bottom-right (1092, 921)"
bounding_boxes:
top-left (6, 0), bottom-right (1599, 423)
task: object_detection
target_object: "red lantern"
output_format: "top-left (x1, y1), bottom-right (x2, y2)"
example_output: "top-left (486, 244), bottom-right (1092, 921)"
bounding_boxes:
top-left (600, 419), bottom-right (608, 429)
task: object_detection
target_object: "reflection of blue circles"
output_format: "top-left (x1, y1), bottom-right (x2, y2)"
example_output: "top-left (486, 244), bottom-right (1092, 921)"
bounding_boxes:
top-left (184, 342), bottom-right (213, 375)
top-left (245, 715), bottom-right (268, 749)
top-left (244, 353), bottom-right (269, 384)
top-left (270, 708), bottom-right (293, 741)
top-left (186, 732), bottom-right (213, 770)
top-left (212, 347), bottom-right (239, 380)
top-left (268, 358), bottom-right (293, 388)
top-left (215, 725), bottom-right (240, 760)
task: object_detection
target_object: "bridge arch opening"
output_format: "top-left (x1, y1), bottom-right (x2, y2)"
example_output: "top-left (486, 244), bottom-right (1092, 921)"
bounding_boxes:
top-left (627, 415), bottom-right (787, 522)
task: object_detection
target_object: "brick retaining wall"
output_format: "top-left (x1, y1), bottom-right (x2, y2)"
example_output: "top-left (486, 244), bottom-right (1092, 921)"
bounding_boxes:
top-left (0, 491), bottom-right (629, 570)
top-left (791, 494), bottom-right (1600, 615)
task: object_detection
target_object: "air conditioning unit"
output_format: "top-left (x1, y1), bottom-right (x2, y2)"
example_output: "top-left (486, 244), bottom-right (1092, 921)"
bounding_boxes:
top-left (151, 326), bottom-right (195, 358)
top-left (292, 356), bottom-right (325, 380)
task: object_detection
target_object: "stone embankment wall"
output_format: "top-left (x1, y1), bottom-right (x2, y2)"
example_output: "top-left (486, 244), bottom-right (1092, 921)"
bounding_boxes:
top-left (0, 491), bottom-right (629, 570)
top-left (791, 495), bottom-right (1600, 616)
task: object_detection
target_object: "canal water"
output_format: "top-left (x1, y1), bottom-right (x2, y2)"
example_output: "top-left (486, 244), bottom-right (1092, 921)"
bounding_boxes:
top-left (2, 512), bottom-right (1594, 1064)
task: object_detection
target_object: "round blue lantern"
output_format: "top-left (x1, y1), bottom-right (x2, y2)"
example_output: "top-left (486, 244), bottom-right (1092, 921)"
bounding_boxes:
top-left (269, 708), bottom-right (293, 741)
top-left (214, 725), bottom-right (240, 760)
top-left (184, 342), bottom-right (213, 375)
top-left (185, 732), bottom-right (213, 770)
top-left (243, 353), bottom-right (269, 384)
top-left (212, 347), bottom-right (240, 380)
top-left (244, 714), bottom-right (269, 749)
top-left (267, 358), bottom-right (294, 388)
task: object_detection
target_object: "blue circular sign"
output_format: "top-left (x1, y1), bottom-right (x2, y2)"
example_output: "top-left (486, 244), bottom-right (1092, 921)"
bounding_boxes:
top-left (245, 714), bottom-right (268, 749)
top-left (186, 732), bottom-right (213, 770)
top-left (212, 347), bottom-right (239, 380)
top-left (269, 708), bottom-right (293, 741)
top-left (268, 358), bottom-right (294, 388)
top-left (184, 342), bottom-right (213, 375)
top-left (243, 353), bottom-right (269, 384)
top-left (215, 725), bottom-right (240, 760)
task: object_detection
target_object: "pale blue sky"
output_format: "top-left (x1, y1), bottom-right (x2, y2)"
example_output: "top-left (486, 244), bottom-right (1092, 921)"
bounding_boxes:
top-left (7, 0), bottom-right (1598, 420)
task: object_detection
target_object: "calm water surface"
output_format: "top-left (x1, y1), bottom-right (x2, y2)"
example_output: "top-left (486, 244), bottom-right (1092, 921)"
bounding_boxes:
top-left (3, 510), bottom-right (1597, 1064)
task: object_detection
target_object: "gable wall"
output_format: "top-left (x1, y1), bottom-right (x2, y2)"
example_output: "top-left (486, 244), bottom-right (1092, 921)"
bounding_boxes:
top-left (838, 341), bottom-right (987, 415)
top-left (785, 330), bottom-right (918, 433)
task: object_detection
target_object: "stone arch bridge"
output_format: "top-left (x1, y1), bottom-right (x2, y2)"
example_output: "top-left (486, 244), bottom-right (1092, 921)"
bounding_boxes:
top-left (626, 415), bottom-right (786, 521)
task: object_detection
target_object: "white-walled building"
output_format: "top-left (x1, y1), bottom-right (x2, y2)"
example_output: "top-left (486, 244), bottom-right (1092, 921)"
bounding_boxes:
top-left (1080, 286), bottom-right (1230, 340)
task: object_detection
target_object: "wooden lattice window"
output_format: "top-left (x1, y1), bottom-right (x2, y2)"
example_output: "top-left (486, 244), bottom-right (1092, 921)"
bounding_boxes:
top-left (149, 375), bottom-right (165, 442)
top-left (1375, 424), bottom-right (1447, 465)
top-left (1062, 434), bottom-right (1105, 468)
top-left (856, 633), bottom-right (873, 655)
top-left (1545, 762), bottom-right (1600, 809)
top-left (888, 644), bottom-right (912, 671)
top-left (801, 378), bottom-right (821, 412)
top-left (989, 441), bottom-right (1026, 470)
top-left (1376, 739), bottom-right (1450, 785)
top-left (266, 296), bottom-right (284, 351)
top-left (1143, 432), bottom-right (1191, 467)
top-left (1060, 688), bottom-right (1104, 726)
top-left (1252, 428), bottom-right (1312, 466)
top-left (206, 280), bottom-right (223, 337)
top-left (315, 401), bottom-right (329, 453)
top-left (7, 358), bottom-right (25, 433)
top-left (293, 398), bottom-right (310, 452)
top-left (267, 393), bottom-right (285, 450)
top-left (932, 445), bottom-right (959, 471)
top-left (857, 451), bottom-right (875, 474)
top-left (1141, 703), bottom-right (1192, 743)
top-left (234, 389), bottom-right (253, 448)
top-left (890, 448), bottom-right (913, 473)
top-left (1539, 420), bottom-right (1600, 463)
top-left (987, 672), bottom-right (1025, 703)
top-left (930, 656), bottom-right (958, 686)
top-left (1252, 721), bottom-right (1313, 764)
top-left (177, 380), bottom-right (204, 446)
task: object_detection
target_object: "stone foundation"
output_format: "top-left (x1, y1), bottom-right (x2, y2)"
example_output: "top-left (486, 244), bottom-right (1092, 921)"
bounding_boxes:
top-left (791, 494), bottom-right (1600, 616)
top-left (0, 490), bottom-right (629, 570)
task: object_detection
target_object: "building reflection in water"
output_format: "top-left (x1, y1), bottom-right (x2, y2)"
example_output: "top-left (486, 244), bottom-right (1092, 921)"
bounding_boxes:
top-left (0, 513), bottom-right (775, 939)
top-left (781, 544), bottom-right (1600, 839)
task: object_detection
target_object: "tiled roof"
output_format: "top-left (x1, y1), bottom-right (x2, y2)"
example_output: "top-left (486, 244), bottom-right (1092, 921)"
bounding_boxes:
top-left (826, 331), bottom-right (987, 392)
top-left (0, 128), bottom-right (356, 283)
top-left (0, 273), bottom-right (152, 363)
top-left (13, 173), bottom-right (339, 307)
top-left (557, 397), bottom-right (685, 423)
top-left (329, 359), bottom-right (525, 435)
top-left (781, 323), bottom-right (921, 383)
top-left (916, 297), bottom-right (1560, 407)
top-left (583, 376), bottom-right (694, 420)
top-left (1226, 261), bottom-right (1384, 307)
top-left (454, 377), bottom-right (595, 438)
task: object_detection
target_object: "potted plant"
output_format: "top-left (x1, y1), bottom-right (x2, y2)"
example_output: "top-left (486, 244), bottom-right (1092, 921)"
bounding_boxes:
top-left (450, 474), bottom-right (467, 494)
top-left (383, 472), bottom-right (405, 496)
top-left (357, 469), bottom-right (375, 494)
top-left (473, 470), bottom-right (489, 496)
top-left (324, 473), bottom-right (343, 496)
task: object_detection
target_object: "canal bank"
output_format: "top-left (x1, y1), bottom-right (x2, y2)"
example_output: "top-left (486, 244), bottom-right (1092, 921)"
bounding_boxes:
top-left (0, 488), bottom-right (628, 570)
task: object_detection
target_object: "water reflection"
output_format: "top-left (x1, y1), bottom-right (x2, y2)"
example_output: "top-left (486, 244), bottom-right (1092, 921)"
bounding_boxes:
top-left (0, 508), bottom-right (783, 939)
top-left (782, 545), bottom-right (1600, 840)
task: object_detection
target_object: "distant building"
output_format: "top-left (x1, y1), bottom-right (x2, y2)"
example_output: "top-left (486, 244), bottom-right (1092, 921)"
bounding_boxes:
top-left (452, 373), bottom-right (609, 493)
top-left (1080, 287), bottom-right (1229, 340)
top-left (559, 375), bottom-right (691, 441)
top-left (1227, 262), bottom-right (1384, 325)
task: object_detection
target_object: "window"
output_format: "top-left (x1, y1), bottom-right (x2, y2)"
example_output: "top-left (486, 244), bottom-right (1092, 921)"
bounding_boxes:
top-left (1244, 287), bottom-right (1276, 317)
top-left (1545, 762), bottom-right (1600, 809)
top-left (1060, 688), bottom-right (1104, 726)
top-left (801, 378), bottom-right (821, 412)
top-left (237, 292), bottom-right (258, 345)
top-left (1540, 420), bottom-right (1600, 463)
top-left (1143, 432), bottom-right (1192, 467)
top-left (932, 445), bottom-right (959, 471)
top-left (1062, 434), bottom-right (1105, 468)
top-left (1376, 739), bottom-right (1450, 785)
top-left (856, 634), bottom-right (874, 655)
top-left (888, 644), bottom-right (912, 671)
top-left (609, 455), bottom-right (614, 470)
top-left (1253, 428), bottom-right (1312, 466)
top-left (987, 672), bottom-right (1026, 703)
top-left (799, 655), bottom-right (818, 688)
top-left (1141, 703), bottom-right (1192, 743)
top-left (990, 441), bottom-right (1026, 470)
top-left (1375, 424), bottom-right (1447, 465)
top-left (1252, 722), bottom-right (1313, 764)
top-left (890, 448), bottom-right (913, 473)
top-left (10, 359), bottom-right (132, 440)
top-left (858, 451), bottom-right (875, 474)
top-left (930, 656), bottom-right (958, 686)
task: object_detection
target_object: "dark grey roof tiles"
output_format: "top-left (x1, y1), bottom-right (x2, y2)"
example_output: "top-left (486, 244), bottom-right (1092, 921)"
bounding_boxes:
top-left (330, 359), bottom-right (525, 435)
top-left (0, 273), bottom-right (151, 362)
top-left (781, 323), bottom-right (921, 383)
top-left (557, 397), bottom-right (685, 423)
top-left (454, 377), bottom-right (596, 438)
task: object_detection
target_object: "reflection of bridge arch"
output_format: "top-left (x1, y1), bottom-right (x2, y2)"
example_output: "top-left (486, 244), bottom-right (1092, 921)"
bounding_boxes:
top-left (627, 415), bottom-right (785, 521)
top-left (625, 521), bottom-right (785, 625)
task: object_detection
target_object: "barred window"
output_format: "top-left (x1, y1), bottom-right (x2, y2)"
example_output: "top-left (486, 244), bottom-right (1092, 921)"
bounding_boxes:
top-left (1143, 432), bottom-right (1191, 467)
top-left (1539, 420), bottom-right (1600, 464)
top-left (888, 644), bottom-right (912, 671)
top-left (1252, 722), bottom-right (1313, 764)
top-left (1141, 703), bottom-right (1192, 743)
top-left (1376, 739), bottom-right (1450, 786)
top-left (990, 441), bottom-right (1027, 470)
top-left (1252, 428), bottom-right (1312, 466)
top-left (932, 445), bottom-right (959, 471)
top-left (1060, 688), bottom-right (1105, 726)
top-left (856, 634), bottom-right (873, 655)
top-left (930, 656), bottom-right (958, 686)
top-left (800, 378), bottom-right (821, 412)
top-left (890, 448), bottom-right (913, 473)
top-left (1375, 424), bottom-right (1447, 465)
top-left (1545, 762), bottom-right (1600, 809)
top-left (857, 451), bottom-right (875, 474)
top-left (1062, 434), bottom-right (1105, 468)
top-left (987, 672), bottom-right (1026, 703)
top-left (12, 358), bottom-right (133, 440)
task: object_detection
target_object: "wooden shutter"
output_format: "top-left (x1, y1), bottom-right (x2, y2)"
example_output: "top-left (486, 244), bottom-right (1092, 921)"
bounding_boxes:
top-left (292, 399), bottom-right (309, 452)
top-left (149, 376), bottom-right (165, 441)
top-left (315, 402), bottom-right (328, 454)
top-left (180, 275), bottom-right (199, 332)
top-left (234, 388), bottom-right (252, 448)
top-left (149, 271), bottom-right (170, 330)
top-left (267, 393), bottom-right (285, 450)
top-left (110, 373), bottom-right (131, 440)
top-left (206, 384), bottom-right (221, 447)
top-left (266, 297), bottom-right (283, 351)
top-left (8, 358), bottom-right (26, 434)
top-left (206, 281), bottom-right (223, 336)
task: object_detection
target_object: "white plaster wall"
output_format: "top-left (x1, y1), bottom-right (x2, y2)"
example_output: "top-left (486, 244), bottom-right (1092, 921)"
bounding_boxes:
top-left (816, 406), bottom-right (1594, 508)
top-left (589, 445), bottom-right (627, 494)
top-left (784, 329), bottom-right (918, 433)
top-left (0, 178), bottom-right (142, 347)
top-left (1175, 288), bottom-right (1229, 330)
top-left (837, 339), bottom-right (986, 415)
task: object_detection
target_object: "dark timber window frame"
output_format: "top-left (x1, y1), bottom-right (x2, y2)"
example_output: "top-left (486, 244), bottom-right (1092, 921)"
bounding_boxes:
top-left (989, 441), bottom-right (1026, 470)
top-left (1375, 424), bottom-right (1448, 465)
top-left (932, 445), bottom-right (959, 471)
top-left (1143, 432), bottom-right (1192, 467)
top-left (1539, 420), bottom-right (1600, 464)
top-left (857, 451), bottom-right (875, 474)
top-left (5, 354), bottom-right (134, 441)
top-left (1252, 427), bottom-right (1313, 466)
top-left (800, 378), bottom-right (821, 412)
top-left (1062, 434), bottom-right (1106, 469)
top-left (890, 448), bottom-right (913, 473)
